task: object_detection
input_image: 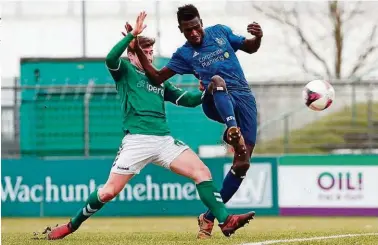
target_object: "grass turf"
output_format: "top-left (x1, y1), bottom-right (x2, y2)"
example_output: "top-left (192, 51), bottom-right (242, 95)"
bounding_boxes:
top-left (2, 217), bottom-right (378, 245)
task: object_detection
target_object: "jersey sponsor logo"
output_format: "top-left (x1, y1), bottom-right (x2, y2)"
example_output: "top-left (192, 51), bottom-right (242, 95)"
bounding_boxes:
top-left (197, 48), bottom-right (229, 68)
top-left (137, 80), bottom-right (164, 97)
top-left (147, 84), bottom-right (164, 96)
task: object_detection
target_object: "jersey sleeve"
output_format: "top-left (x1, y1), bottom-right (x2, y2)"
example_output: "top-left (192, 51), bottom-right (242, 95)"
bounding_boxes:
top-left (164, 81), bottom-right (203, 107)
top-left (105, 33), bottom-right (135, 82)
top-left (106, 59), bottom-right (131, 82)
top-left (166, 50), bottom-right (193, 75)
top-left (219, 24), bottom-right (246, 52)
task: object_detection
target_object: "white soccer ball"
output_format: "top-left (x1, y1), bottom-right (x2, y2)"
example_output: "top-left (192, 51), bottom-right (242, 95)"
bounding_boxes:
top-left (302, 79), bottom-right (335, 111)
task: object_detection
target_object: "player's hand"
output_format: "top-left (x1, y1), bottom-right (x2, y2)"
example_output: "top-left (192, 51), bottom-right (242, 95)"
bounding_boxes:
top-left (131, 11), bottom-right (147, 37)
top-left (121, 22), bottom-right (133, 37)
top-left (200, 81), bottom-right (214, 95)
top-left (207, 81), bottom-right (214, 94)
top-left (199, 80), bottom-right (205, 91)
top-left (122, 22), bottom-right (137, 49)
top-left (247, 22), bottom-right (263, 38)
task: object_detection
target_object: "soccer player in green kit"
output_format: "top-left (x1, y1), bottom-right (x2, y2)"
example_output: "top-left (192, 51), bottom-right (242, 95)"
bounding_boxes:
top-left (45, 12), bottom-right (255, 240)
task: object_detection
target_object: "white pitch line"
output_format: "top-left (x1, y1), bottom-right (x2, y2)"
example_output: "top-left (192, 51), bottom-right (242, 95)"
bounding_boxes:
top-left (241, 233), bottom-right (378, 245)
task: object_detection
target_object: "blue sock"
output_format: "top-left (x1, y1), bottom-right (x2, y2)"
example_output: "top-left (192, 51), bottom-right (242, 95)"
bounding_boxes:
top-left (204, 170), bottom-right (243, 222)
top-left (213, 91), bottom-right (237, 128)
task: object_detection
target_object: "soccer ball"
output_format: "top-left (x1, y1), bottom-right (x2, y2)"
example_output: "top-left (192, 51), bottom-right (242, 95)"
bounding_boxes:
top-left (302, 80), bottom-right (335, 111)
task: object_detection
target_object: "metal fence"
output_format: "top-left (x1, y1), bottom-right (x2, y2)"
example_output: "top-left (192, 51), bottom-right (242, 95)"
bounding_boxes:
top-left (252, 81), bottom-right (378, 154)
top-left (2, 79), bottom-right (378, 158)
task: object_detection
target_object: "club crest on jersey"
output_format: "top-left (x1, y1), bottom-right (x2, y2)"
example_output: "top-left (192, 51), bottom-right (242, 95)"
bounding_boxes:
top-left (215, 38), bottom-right (226, 46)
top-left (137, 80), bottom-right (146, 88)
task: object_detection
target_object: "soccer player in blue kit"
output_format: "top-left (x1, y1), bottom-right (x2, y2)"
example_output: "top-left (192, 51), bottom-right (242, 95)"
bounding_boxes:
top-left (135, 5), bottom-right (263, 239)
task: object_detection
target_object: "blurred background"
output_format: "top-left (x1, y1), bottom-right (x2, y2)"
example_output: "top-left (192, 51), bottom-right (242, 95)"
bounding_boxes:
top-left (2, 0), bottom-right (378, 158)
top-left (1, 0), bottom-right (378, 219)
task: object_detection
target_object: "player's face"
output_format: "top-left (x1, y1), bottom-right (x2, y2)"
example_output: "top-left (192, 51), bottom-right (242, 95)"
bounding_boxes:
top-left (179, 17), bottom-right (204, 46)
top-left (128, 46), bottom-right (154, 70)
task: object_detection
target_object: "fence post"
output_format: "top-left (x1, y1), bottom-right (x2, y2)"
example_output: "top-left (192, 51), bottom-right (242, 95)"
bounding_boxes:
top-left (283, 114), bottom-right (289, 153)
top-left (367, 83), bottom-right (374, 153)
top-left (351, 82), bottom-right (356, 126)
top-left (84, 80), bottom-right (94, 157)
top-left (13, 77), bottom-right (19, 141)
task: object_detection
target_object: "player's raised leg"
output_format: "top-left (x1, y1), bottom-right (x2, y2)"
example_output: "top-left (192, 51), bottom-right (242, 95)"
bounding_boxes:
top-left (198, 91), bottom-right (257, 238)
top-left (230, 91), bottom-right (258, 177)
top-left (165, 146), bottom-right (255, 238)
top-left (210, 75), bottom-right (247, 155)
top-left (46, 172), bottom-right (134, 240)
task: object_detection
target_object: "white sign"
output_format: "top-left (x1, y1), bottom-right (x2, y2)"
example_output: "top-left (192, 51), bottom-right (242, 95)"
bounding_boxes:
top-left (225, 163), bottom-right (273, 208)
top-left (279, 166), bottom-right (378, 208)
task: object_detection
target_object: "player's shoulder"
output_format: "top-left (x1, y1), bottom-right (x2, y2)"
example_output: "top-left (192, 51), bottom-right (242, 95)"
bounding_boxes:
top-left (119, 58), bottom-right (144, 77)
top-left (120, 57), bottom-right (133, 67)
top-left (206, 24), bottom-right (230, 34)
top-left (173, 42), bottom-right (193, 59)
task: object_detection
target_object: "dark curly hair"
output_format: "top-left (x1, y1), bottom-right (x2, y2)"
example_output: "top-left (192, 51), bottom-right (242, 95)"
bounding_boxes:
top-left (177, 4), bottom-right (200, 24)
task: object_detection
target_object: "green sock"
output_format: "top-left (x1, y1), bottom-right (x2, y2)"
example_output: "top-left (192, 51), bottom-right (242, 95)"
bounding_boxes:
top-left (196, 180), bottom-right (229, 223)
top-left (71, 189), bottom-right (105, 230)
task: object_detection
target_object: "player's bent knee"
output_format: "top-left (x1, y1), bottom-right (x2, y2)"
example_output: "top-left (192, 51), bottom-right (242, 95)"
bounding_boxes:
top-left (193, 164), bottom-right (212, 183)
top-left (210, 75), bottom-right (226, 93)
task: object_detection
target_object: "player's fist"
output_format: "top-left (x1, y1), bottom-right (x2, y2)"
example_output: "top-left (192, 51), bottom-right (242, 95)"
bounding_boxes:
top-left (247, 22), bottom-right (263, 38)
top-left (122, 22), bottom-right (133, 37)
top-left (132, 11), bottom-right (147, 37)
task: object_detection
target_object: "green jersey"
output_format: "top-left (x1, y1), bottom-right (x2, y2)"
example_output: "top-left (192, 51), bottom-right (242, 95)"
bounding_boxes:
top-left (106, 33), bottom-right (203, 136)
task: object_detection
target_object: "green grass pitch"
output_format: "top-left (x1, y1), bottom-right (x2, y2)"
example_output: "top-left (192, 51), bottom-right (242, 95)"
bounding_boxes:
top-left (2, 217), bottom-right (378, 245)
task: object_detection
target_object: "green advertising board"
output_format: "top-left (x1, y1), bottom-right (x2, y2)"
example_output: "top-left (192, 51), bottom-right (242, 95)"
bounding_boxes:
top-left (1, 157), bottom-right (278, 217)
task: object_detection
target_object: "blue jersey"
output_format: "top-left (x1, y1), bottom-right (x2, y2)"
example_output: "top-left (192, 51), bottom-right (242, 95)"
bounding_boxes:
top-left (166, 24), bottom-right (249, 91)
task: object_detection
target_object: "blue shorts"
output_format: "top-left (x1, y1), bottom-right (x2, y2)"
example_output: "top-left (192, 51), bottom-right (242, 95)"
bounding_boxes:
top-left (202, 90), bottom-right (258, 145)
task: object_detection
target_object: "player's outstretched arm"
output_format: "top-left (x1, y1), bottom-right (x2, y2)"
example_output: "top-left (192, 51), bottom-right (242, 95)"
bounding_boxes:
top-left (239, 22), bottom-right (263, 54)
top-left (105, 33), bottom-right (135, 70)
top-left (135, 45), bottom-right (176, 85)
top-left (164, 81), bottom-right (204, 108)
top-left (177, 90), bottom-right (204, 107)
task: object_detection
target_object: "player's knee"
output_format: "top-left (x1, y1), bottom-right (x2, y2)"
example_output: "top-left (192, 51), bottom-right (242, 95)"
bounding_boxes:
top-left (211, 75), bottom-right (227, 93)
top-left (98, 185), bottom-right (118, 202)
top-left (193, 164), bottom-right (212, 183)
